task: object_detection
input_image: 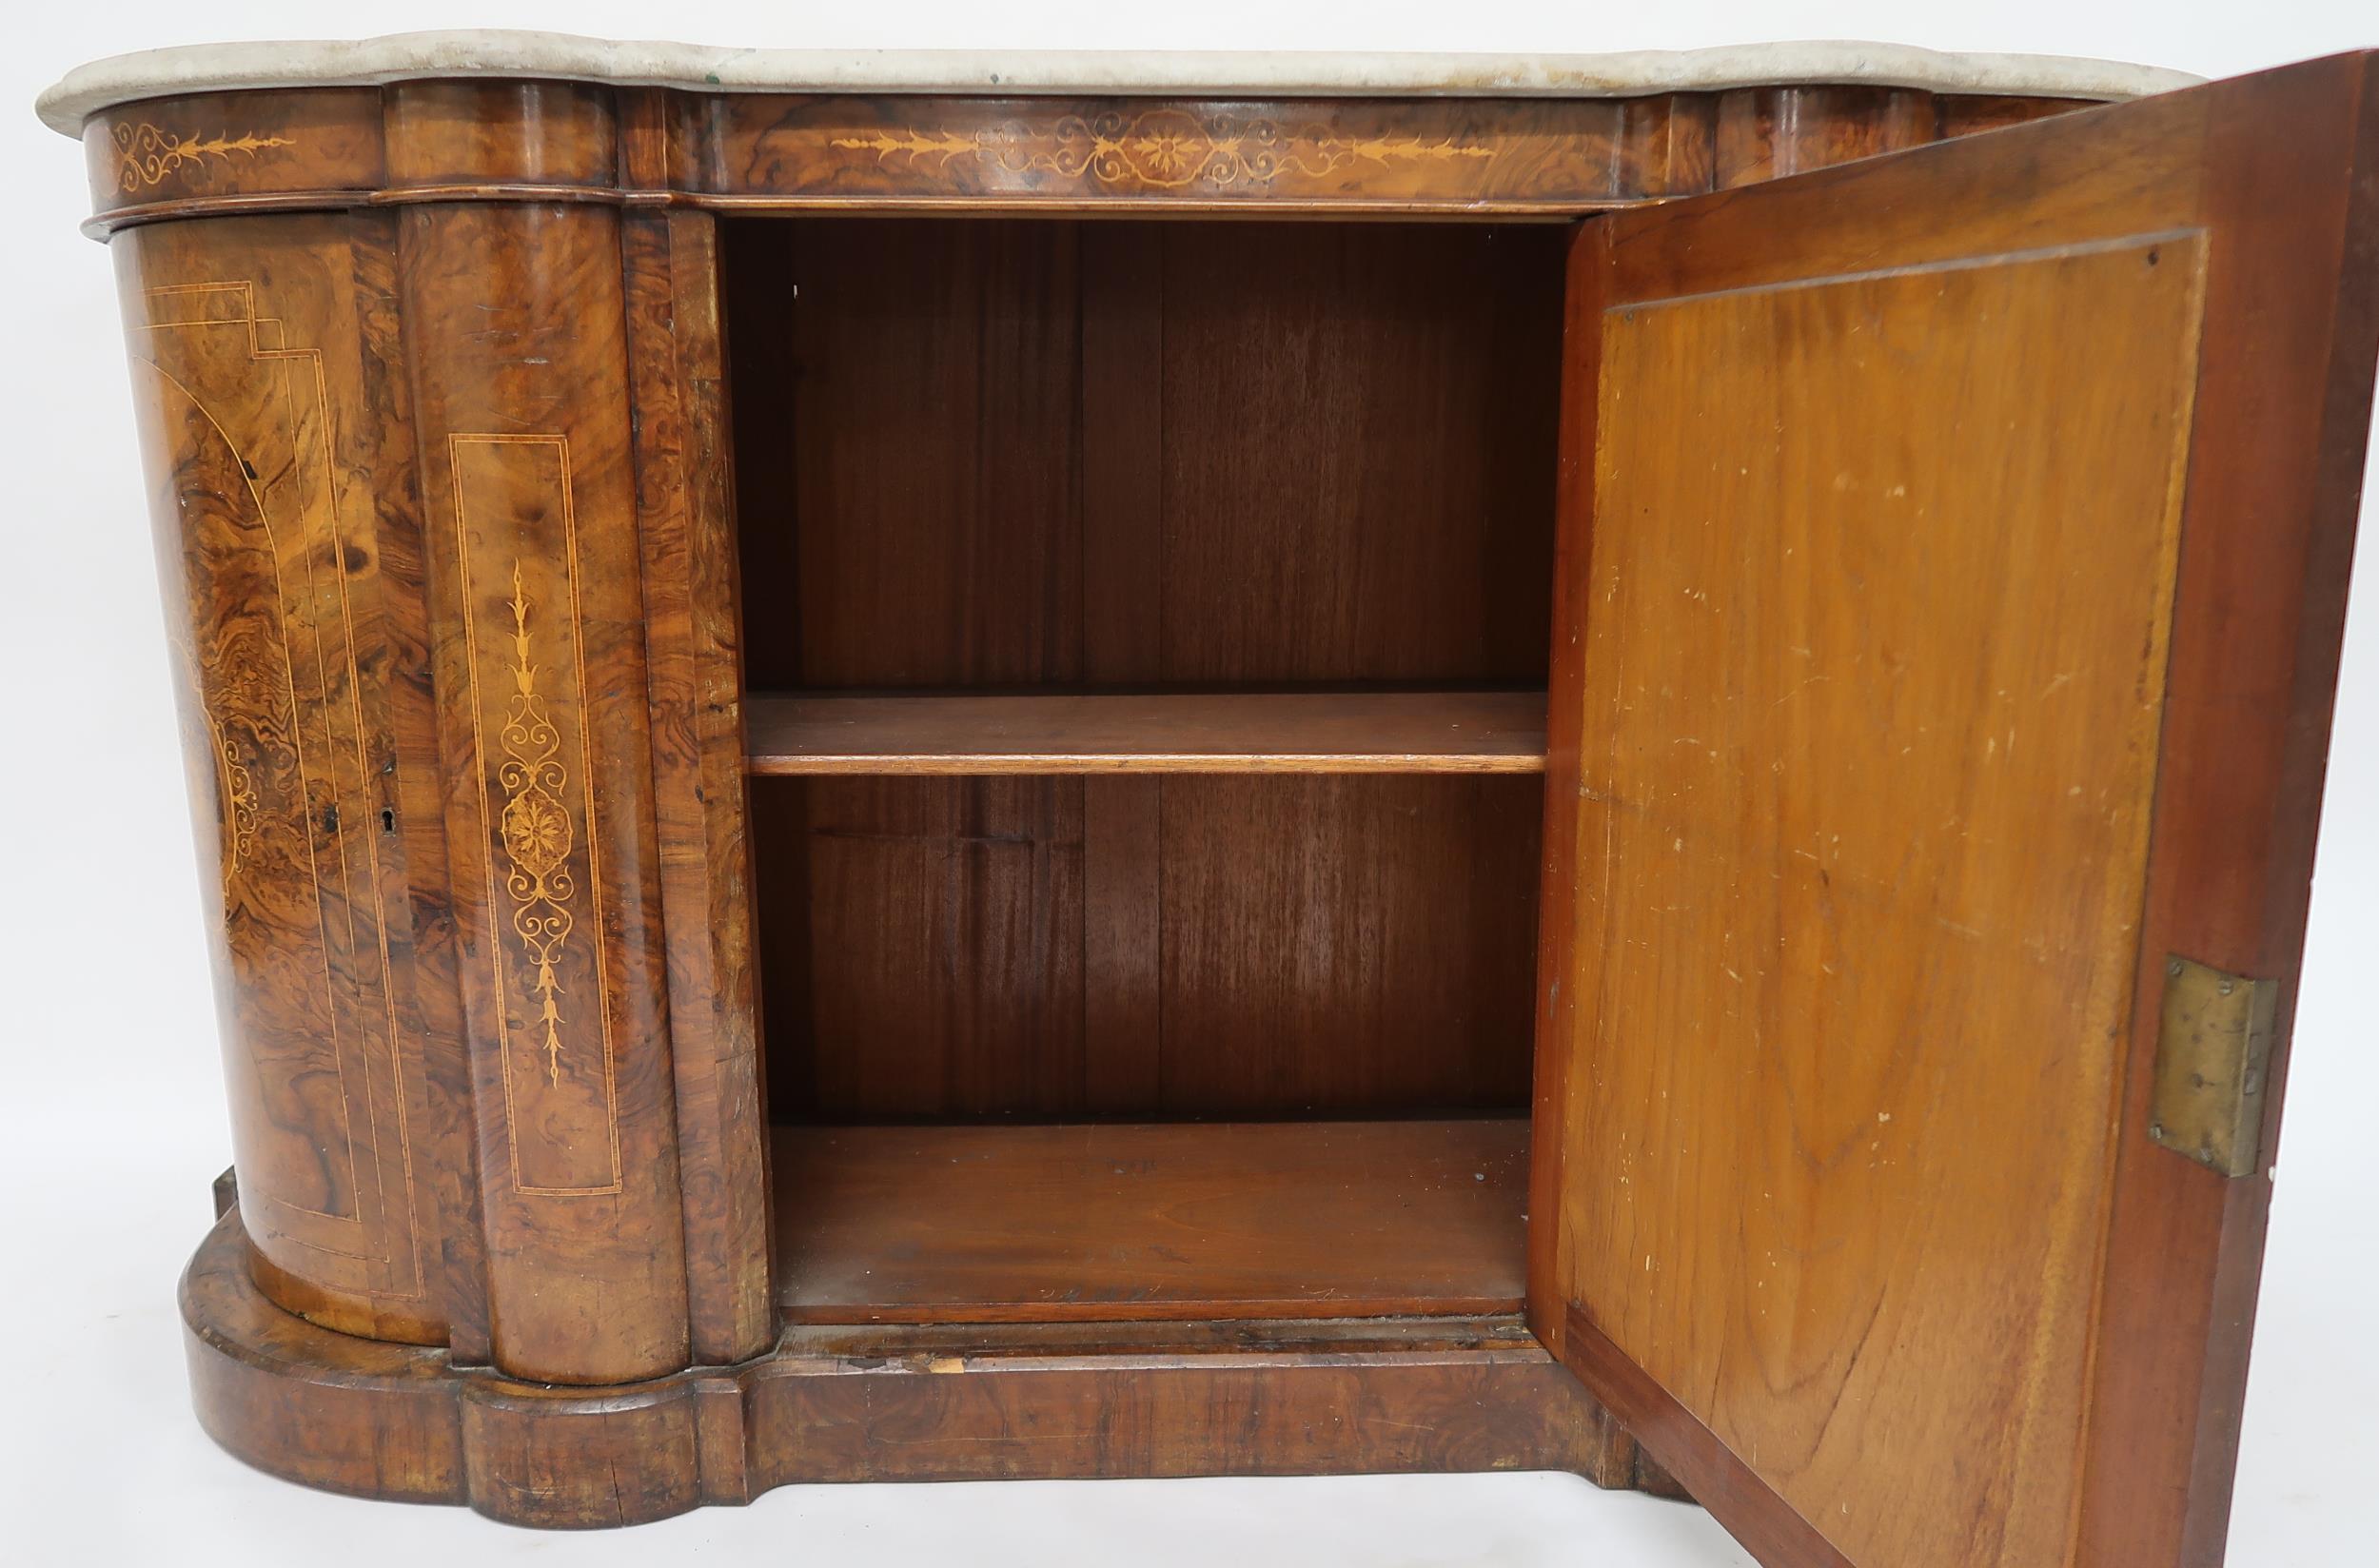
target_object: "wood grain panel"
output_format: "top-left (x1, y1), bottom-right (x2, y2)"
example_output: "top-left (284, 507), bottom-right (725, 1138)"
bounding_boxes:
top-left (383, 81), bottom-right (619, 190)
top-left (773, 1119), bottom-right (1525, 1322)
top-left (1159, 775), bottom-right (1539, 1115)
top-left (758, 773), bottom-right (1538, 1122)
top-left (1555, 236), bottom-right (2205, 1568)
top-left (400, 201), bottom-right (691, 1384)
top-left (1617, 93), bottom-right (1717, 197)
top-left (342, 207), bottom-right (493, 1362)
top-left (761, 777), bottom-right (1089, 1120)
top-left (623, 206), bottom-right (776, 1364)
top-left (745, 691), bottom-right (1547, 774)
top-left (1082, 777), bottom-right (1162, 1112)
top-left (727, 220), bottom-right (1566, 693)
top-left (1542, 56), bottom-right (2379, 1568)
top-left (1935, 94), bottom-right (2094, 139)
top-left (742, 218), bottom-right (1085, 690)
top-left (115, 216), bottom-right (472, 1346)
top-left (1712, 85), bottom-right (1936, 188)
top-left (1080, 222), bottom-right (1167, 684)
top-left (1156, 223), bottom-right (1563, 685)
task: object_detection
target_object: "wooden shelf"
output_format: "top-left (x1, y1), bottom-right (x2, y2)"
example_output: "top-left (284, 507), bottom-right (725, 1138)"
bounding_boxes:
top-left (744, 690), bottom-right (1547, 774)
top-left (773, 1118), bottom-right (1527, 1324)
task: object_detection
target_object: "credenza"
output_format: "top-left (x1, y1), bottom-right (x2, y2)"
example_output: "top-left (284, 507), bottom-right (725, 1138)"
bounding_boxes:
top-left (38, 32), bottom-right (2379, 1565)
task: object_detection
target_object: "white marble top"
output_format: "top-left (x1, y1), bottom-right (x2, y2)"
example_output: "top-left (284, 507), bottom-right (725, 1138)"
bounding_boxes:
top-left (36, 30), bottom-right (2199, 136)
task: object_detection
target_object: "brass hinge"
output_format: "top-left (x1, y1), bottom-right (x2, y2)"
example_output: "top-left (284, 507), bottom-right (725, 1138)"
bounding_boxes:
top-left (2148, 956), bottom-right (2279, 1178)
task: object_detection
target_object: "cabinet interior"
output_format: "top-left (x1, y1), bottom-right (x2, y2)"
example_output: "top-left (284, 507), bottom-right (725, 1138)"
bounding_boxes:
top-left (722, 217), bottom-right (1572, 1325)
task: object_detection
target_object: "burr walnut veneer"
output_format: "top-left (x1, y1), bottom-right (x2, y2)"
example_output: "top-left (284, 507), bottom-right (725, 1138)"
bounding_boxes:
top-left (42, 35), bottom-right (2379, 1567)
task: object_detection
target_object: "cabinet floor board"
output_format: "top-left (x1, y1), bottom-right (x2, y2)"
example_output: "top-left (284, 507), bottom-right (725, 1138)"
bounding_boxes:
top-left (773, 1118), bottom-right (1528, 1323)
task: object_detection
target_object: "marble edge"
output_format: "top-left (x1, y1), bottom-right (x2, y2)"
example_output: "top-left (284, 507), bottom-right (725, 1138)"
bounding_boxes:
top-left (34, 29), bottom-right (2203, 136)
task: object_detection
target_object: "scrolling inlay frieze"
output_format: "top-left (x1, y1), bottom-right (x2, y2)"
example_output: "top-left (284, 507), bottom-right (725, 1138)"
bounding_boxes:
top-left (833, 108), bottom-right (1495, 188)
top-left (112, 123), bottom-right (294, 193)
top-left (208, 713), bottom-right (267, 874)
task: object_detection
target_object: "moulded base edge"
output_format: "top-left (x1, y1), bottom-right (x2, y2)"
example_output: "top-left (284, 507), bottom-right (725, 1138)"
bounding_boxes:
top-left (182, 1205), bottom-right (1654, 1527)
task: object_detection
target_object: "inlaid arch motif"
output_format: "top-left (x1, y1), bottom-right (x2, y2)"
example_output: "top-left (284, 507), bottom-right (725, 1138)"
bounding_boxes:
top-left (129, 279), bottom-right (424, 1303)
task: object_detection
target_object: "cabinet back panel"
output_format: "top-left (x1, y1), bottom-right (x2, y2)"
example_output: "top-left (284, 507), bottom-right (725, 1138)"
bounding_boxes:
top-left (731, 220), bottom-right (1087, 691)
top-left (1155, 225), bottom-right (1562, 684)
top-left (724, 219), bottom-right (1565, 691)
top-left (729, 215), bottom-right (1561, 1121)
top-left (755, 775), bottom-right (1089, 1121)
top-left (1155, 775), bottom-right (1539, 1112)
top-left (757, 774), bottom-right (1538, 1121)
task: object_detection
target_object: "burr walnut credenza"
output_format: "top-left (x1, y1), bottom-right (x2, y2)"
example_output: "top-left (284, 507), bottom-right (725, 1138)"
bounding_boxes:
top-left (37, 31), bottom-right (2379, 1564)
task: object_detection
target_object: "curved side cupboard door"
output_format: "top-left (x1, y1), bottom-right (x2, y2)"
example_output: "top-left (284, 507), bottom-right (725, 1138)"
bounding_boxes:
top-left (1529, 52), bottom-right (2379, 1568)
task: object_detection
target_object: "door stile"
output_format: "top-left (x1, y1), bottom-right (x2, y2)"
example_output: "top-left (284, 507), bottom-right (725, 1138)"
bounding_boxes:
top-left (1526, 214), bottom-right (1609, 1364)
top-left (2073, 57), bottom-right (2379, 1568)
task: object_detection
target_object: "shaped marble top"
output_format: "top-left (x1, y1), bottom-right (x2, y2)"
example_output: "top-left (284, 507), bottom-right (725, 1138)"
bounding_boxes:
top-left (37, 29), bottom-right (2199, 135)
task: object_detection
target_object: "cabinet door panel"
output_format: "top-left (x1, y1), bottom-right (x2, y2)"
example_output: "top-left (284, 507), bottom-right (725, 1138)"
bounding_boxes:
top-left (116, 214), bottom-right (482, 1350)
top-left (1532, 54), bottom-right (2379, 1568)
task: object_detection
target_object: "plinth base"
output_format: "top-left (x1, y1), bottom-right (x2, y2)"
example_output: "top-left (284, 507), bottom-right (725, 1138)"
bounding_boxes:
top-left (183, 1208), bottom-right (1638, 1527)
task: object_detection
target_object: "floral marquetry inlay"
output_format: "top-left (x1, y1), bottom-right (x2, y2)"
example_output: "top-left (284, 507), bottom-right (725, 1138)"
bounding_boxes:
top-left (447, 429), bottom-right (624, 1196)
top-left (833, 108), bottom-right (1495, 189)
top-left (495, 563), bottom-right (577, 1088)
top-left (207, 714), bottom-right (266, 874)
top-left (111, 123), bottom-right (294, 193)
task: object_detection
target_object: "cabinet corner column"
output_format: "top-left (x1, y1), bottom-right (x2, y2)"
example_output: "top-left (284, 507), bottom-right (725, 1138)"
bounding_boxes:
top-left (620, 198), bottom-right (778, 1366)
top-left (398, 194), bottom-right (693, 1384)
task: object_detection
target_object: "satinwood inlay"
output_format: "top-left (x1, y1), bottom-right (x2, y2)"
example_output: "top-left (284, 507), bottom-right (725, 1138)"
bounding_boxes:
top-left (111, 123), bottom-right (294, 192)
top-left (129, 277), bottom-right (425, 1301)
top-left (447, 432), bottom-right (625, 1196)
top-left (833, 108), bottom-right (1496, 188)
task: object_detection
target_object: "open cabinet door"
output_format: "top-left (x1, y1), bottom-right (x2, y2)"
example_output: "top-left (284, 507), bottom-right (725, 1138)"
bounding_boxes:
top-left (1529, 53), bottom-right (2379, 1568)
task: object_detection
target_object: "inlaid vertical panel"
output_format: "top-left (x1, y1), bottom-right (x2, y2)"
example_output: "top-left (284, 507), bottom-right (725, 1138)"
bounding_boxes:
top-left (114, 215), bottom-right (481, 1347)
top-left (444, 433), bottom-right (623, 1195)
top-left (401, 199), bottom-right (693, 1385)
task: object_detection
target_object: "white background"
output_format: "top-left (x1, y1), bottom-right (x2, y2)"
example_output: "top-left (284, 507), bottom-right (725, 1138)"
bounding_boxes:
top-left (3, 5), bottom-right (2372, 1564)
